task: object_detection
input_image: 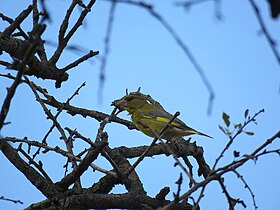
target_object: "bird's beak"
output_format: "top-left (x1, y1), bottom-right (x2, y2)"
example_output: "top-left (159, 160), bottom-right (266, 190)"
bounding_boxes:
top-left (111, 98), bottom-right (127, 111)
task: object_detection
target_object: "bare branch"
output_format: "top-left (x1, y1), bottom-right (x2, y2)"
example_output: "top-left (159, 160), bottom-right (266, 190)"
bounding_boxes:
top-left (24, 76), bottom-right (69, 143)
top-left (26, 192), bottom-right (193, 210)
top-left (173, 173), bottom-right (183, 202)
top-left (162, 129), bottom-right (280, 209)
top-left (0, 32), bottom-right (69, 87)
top-left (0, 141), bottom-right (59, 198)
top-left (61, 50), bottom-right (99, 72)
top-left (0, 12), bottom-right (29, 39)
top-left (217, 177), bottom-right (246, 210)
top-left (56, 107), bottom-right (118, 190)
top-left (3, 5), bottom-right (33, 36)
top-left (17, 145), bottom-right (52, 182)
top-left (249, 0), bottom-right (280, 66)
top-left (0, 23), bottom-right (46, 130)
top-left (50, 0), bottom-right (97, 64)
top-left (56, 135), bottom-right (108, 190)
top-left (41, 81), bottom-right (86, 144)
top-left (41, 93), bottom-right (136, 129)
top-left (233, 170), bottom-right (258, 210)
top-left (0, 196), bottom-right (23, 205)
top-left (3, 136), bottom-right (115, 176)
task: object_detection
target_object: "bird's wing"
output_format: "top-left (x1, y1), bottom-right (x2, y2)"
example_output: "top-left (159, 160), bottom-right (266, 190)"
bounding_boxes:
top-left (136, 105), bottom-right (213, 138)
top-left (142, 106), bottom-right (190, 130)
top-left (145, 109), bottom-right (213, 138)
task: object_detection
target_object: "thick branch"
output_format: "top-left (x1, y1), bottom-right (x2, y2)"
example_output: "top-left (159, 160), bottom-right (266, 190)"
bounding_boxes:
top-left (0, 141), bottom-right (59, 198)
top-left (56, 138), bottom-right (107, 190)
top-left (3, 5), bottom-right (33, 36)
top-left (50, 0), bottom-right (97, 64)
top-left (105, 146), bottom-right (146, 194)
top-left (0, 33), bottom-right (69, 87)
top-left (118, 138), bottom-right (210, 178)
top-left (41, 95), bottom-right (136, 130)
top-left (27, 192), bottom-right (194, 210)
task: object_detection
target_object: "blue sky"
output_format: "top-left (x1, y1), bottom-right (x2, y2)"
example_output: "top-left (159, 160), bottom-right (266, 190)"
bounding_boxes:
top-left (1, 0), bottom-right (280, 209)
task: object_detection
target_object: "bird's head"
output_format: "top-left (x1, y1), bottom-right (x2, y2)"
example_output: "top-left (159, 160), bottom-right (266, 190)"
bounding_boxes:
top-left (112, 93), bottom-right (148, 114)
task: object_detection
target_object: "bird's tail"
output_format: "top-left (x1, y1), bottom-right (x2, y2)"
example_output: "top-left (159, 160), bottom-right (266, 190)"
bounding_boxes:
top-left (187, 129), bottom-right (213, 139)
top-left (197, 131), bottom-right (213, 139)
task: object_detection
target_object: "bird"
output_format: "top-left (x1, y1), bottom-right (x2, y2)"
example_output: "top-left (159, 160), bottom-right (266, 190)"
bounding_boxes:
top-left (112, 92), bottom-right (212, 140)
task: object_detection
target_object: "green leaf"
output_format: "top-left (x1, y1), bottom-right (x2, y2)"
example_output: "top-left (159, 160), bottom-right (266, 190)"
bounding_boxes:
top-left (245, 131), bottom-right (254, 136)
top-left (234, 123), bottom-right (242, 129)
top-left (222, 112), bottom-right (230, 127)
top-left (244, 109), bottom-right (249, 119)
top-left (218, 125), bottom-right (226, 134)
top-left (233, 150), bottom-right (240, 158)
top-left (252, 118), bottom-right (258, 125)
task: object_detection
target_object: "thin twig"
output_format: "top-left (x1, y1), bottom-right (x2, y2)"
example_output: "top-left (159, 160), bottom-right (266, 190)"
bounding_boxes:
top-left (50, 0), bottom-right (97, 64)
top-left (157, 137), bottom-right (196, 186)
top-left (41, 93), bottom-right (136, 129)
top-left (57, 122), bottom-right (109, 190)
top-left (175, 0), bottom-right (223, 20)
top-left (233, 169), bottom-right (258, 210)
top-left (0, 13), bottom-right (29, 39)
top-left (33, 0), bottom-right (39, 28)
top-left (0, 69), bottom-right (24, 130)
top-left (0, 22), bottom-right (45, 130)
top-left (61, 50), bottom-right (99, 72)
top-left (17, 145), bottom-right (52, 182)
top-left (32, 0), bottom-right (48, 62)
top-left (248, 0), bottom-right (280, 66)
top-left (101, 150), bottom-right (122, 177)
top-left (0, 196), bottom-right (23, 204)
top-left (174, 173), bottom-right (183, 202)
top-left (41, 81), bottom-right (86, 144)
top-left (58, 0), bottom-right (78, 44)
top-left (217, 177), bottom-right (246, 210)
top-left (214, 130), bottom-right (280, 175)
top-left (0, 61), bottom-right (12, 68)
top-left (65, 127), bottom-right (95, 147)
top-left (212, 109), bottom-right (264, 170)
top-left (3, 5), bottom-right (33, 36)
top-left (95, 107), bottom-right (123, 177)
top-left (4, 136), bottom-right (116, 176)
top-left (39, 0), bottom-right (50, 22)
top-left (24, 75), bottom-right (68, 143)
top-left (175, 0), bottom-right (214, 8)
top-left (23, 75), bottom-right (79, 173)
top-left (192, 179), bottom-right (207, 209)
top-left (162, 129), bottom-right (280, 210)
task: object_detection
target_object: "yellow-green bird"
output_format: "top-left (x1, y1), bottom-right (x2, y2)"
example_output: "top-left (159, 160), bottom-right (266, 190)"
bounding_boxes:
top-left (112, 93), bottom-right (212, 140)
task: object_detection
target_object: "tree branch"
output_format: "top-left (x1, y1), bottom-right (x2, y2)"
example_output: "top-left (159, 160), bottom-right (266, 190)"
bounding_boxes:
top-left (0, 141), bottom-right (59, 198)
top-left (26, 192), bottom-right (194, 210)
top-left (249, 0), bottom-right (280, 66)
